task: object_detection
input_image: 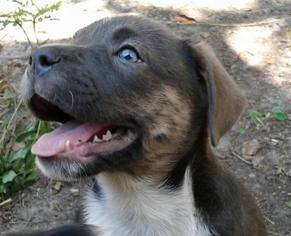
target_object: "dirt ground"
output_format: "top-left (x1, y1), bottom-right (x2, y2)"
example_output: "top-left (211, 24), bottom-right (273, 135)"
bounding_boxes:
top-left (0, 0), bottom-right (290, 235)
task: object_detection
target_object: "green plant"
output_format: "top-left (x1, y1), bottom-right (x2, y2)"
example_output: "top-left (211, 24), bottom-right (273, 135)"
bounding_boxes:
top-left (3, 88), bottom-right (15, 107)
top-left (248, 106), bottom-right (288, 129)
top-left (249, 110), bottom-right (264, 125)
top-left (0, 120), bottom-right (52, 198)
top-left (238, 127), bottom-right (246, 135)
top-left (0, 0), bottom-right (61, 46)
top-left (271, 106), bottom-right (288, 121)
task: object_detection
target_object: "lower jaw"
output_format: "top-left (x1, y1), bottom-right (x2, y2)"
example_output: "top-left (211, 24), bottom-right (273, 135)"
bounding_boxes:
top-left (35, 136), bottom-right (142, 180)
top-left (36, 155), bottom-right (100, 180)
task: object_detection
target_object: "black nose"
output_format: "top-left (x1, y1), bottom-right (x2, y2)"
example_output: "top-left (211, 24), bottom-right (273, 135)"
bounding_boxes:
top-left (30, 47), bottom-right (61, 76)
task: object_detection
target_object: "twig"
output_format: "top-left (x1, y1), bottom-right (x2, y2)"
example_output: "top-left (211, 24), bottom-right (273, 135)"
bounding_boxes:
top-left (0, 55), bottom-right (30, 60)
top-left (0, 33), bottom-right (8, 41)
top-left (0, 198), bottom-right (12, 207)
top-left (0, 109), bottom-right (9, 119)
top-left (32, 18), bottom-right (39, 46)
top-left (34, 120), bottom-right (43, 142)
top-left (16, 22), bottom-right (33, 48)
top-left (0, 98), bottom-right (23, 148)
top-left (231, 151), bottom-right (252, 165)
top-left (176, 16), bottom-right (291, 28)
top-left (24, 214), bottom-right (34, 227)
top-left (264, 216), bottom-right (275, 225)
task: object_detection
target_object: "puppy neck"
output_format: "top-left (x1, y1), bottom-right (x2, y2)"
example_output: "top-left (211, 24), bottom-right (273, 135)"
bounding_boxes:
top-left (84, 169), bottom-right (212, 236)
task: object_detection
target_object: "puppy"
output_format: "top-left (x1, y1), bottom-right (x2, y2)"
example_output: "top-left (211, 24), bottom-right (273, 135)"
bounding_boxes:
top-left (8, 15), bottom-right (267, 236)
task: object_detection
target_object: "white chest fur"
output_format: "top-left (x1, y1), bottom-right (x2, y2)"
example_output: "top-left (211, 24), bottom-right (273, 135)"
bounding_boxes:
top-left (83, 169), bottom-right (211, 236)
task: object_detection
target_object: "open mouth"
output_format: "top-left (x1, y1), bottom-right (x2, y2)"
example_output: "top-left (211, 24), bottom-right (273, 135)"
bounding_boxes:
top-left (30, 94), bottom-right (138, 161)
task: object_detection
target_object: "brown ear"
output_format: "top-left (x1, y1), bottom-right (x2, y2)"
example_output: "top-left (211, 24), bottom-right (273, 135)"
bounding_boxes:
top-left (186, 40), bottom-right (246, 146)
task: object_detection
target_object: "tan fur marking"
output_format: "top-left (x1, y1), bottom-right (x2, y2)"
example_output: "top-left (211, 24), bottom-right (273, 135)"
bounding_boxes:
top-left (132, 86), bottom-right (193, 180)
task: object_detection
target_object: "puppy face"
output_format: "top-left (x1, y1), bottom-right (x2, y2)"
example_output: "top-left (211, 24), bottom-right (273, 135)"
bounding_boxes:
top-left (23, 15), bottom-right (244, 181)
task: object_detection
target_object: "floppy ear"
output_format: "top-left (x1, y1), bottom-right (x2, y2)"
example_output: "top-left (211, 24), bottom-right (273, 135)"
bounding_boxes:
top-left (185, 40), bottom-right (246, 146)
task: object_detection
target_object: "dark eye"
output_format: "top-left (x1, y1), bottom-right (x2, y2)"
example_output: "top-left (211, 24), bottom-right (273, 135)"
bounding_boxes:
top-left (118, 47), bottom-right (142, 63)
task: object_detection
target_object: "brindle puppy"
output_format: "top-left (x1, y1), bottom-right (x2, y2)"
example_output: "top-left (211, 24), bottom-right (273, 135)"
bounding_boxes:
top-left (8, 15), bottom-right (267, 236)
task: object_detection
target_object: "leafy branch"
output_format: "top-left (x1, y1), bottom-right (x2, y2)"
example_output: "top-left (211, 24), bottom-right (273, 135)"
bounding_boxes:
top-left (0, 0), bottom-right (61, 47)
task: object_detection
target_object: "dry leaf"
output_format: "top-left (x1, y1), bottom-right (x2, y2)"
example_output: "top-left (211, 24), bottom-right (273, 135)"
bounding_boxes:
top-left (12, 142), bottom-right (26, 151)
top-left (176, 13), bottom-right (196, 24)
top-left (266, 58), bottom-right (276, 65)
top-left (0, 79), bottom-right (9, 92)
top-left (53, 182), bottom-right (63, 192)
top-left (200, 32), bottom-right (210, 39)
top-left (242, 139), bottom-right (261, 156)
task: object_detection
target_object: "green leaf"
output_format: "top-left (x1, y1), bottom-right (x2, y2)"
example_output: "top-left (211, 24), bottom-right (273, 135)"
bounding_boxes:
top-left (2, 170), bottom-right (17, 183)
top-left (239, 127), bottom-right (246, 135)
top-left (249, 110), bottom-right (264, 125)
top-left (275, 112), bottom-right (288, 121)
top-left (286, 201), bottom-right (291, 209)
top-left (249, 110), bottom-right (262, 119)
top-left (15, 131), bottom-right (35, 142)
top-left (37, 121), bottom-right (53, 137)
top-left (3, 89), bottom-right (14, 100)
top-left (10, 147), bottom-right (30, 162)
top-left (271, 106), bottom-right (281, 113)
top-left (26, 123), bottom-right (37, 132)
top-left (271, 106), bottom-right (287, 121)
top-left (25, 171), bottom-right (38, 182)
top-left (0, 184), bottom-right (7, 193)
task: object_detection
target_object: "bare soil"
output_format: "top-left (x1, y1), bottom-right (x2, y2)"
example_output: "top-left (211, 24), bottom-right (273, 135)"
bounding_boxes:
top-left (0, 0), bottom-right (290, 235)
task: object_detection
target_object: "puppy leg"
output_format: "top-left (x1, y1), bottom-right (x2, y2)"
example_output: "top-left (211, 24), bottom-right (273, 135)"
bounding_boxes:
top-left (7, 224), bottom-right (99, 236)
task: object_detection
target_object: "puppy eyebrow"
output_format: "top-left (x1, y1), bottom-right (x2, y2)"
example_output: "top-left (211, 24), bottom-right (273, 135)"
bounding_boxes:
top-left (112, 27), bottom-right (138, 44)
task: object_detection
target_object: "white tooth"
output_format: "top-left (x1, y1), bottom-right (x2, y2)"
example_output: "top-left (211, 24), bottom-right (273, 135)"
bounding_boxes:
top-left (93, 135), bottom-right (102, 143)
top-left (102, 130), bottom-right (112, 141)
top-left (106, 130), bottom-right (113, 139)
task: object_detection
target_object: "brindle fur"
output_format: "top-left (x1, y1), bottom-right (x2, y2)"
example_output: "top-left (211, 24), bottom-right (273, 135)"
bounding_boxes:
top-left (9, 15), bottom-right (267, 236)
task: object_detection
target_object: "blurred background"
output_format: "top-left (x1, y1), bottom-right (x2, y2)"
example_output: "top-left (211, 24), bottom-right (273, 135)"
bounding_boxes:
top-left (0, 0), bottom-right (290, 235)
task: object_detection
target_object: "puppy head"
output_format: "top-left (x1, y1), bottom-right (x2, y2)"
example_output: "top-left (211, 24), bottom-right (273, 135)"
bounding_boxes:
top-left (23, 15), bottom-right (245, 181)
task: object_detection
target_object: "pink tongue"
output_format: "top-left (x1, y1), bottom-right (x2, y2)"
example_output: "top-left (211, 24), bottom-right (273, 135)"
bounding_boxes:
top-left (31, 120), bottom-right (106, 157)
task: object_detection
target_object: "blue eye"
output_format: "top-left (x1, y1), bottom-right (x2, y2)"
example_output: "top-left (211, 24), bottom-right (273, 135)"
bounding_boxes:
top-left (118, 48), bottom-right (142, 63)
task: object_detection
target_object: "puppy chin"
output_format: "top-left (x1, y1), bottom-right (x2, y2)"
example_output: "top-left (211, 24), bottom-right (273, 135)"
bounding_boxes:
top-left (35, 157), bottom-right (85, 181)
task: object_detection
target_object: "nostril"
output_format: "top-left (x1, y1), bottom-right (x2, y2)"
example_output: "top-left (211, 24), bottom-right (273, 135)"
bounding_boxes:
top-left (31, 48), bottom-right (62, 75)
top-left (39, 54), bottom-right (61, 67)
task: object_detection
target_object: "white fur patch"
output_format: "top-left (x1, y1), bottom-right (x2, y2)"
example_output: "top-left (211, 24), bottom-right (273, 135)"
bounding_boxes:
top-left (35, 157), bottom-right (83, 181)
top-left (84, 168), bottom-right (212, 236)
